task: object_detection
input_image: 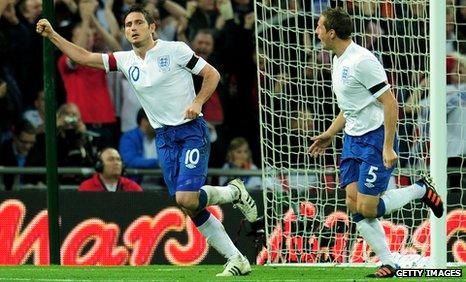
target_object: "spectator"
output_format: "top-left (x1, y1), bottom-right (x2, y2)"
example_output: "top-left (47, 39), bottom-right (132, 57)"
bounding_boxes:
top-left (0, 1), bottom-right (24, 138)
top-left (56, 103), bottom-right (96, 168)
top-left (190, 29), bottom-right (225, 165)
top-left (57, 1), bottom-right (118, 149)
top-left (0, 119), bottom-right (37, 190)
top-left (12, 0), bottom-right (44, 106)
top-left (185, 0), bottom-right (219, 41)
top-left (143, 0), bottom-right (188, 41)
top-left (406, 53), bottom-right (466, 193)
top-left (119, 108), bottom-right (161, 186)
top-left (22, 89), bottom-right (45, 134)
top-left (219, 137), bottom-right (261, 190)
top-left (0, 74), bottom-right (20, 144)
top-left (79, 147), bottom-right (143, 191)
top-left (25, 103), bottom-right (96, 185)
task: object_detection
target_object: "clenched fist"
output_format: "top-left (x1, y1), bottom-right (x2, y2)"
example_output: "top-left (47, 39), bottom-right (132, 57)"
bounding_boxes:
top-left (36, 19), bottom-right (54, 38)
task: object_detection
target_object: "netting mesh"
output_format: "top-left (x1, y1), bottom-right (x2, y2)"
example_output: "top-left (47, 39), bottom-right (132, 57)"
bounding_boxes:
top-left (256, 0), bottom-right (466, 265)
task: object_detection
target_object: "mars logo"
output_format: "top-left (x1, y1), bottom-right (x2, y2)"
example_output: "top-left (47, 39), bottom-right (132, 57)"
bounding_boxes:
top-left (0, 200), bottom-right (222, 265)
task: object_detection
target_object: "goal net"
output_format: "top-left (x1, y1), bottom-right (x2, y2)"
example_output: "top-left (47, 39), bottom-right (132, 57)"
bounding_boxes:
top-left (256, 0), bottom-right (466, 265)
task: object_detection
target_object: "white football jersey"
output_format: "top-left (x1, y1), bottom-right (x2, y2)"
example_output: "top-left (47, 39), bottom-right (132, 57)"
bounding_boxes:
top-left (332, 41), bottom-right (390, 136)
top-left (102, 40), bottom-right (207, 129)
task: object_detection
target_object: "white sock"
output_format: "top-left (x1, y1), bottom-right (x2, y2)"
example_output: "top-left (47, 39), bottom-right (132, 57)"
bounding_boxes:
top-left (201, 185), bottom-right (239, 206)
top-left (356, 218), bottom-right (395, 267)
top-left (365, 218), bottom-right (396, 267)
top-left (196, 213), bottom-right (241, 259)
top-left (380, 183), bottom-right (426, 215)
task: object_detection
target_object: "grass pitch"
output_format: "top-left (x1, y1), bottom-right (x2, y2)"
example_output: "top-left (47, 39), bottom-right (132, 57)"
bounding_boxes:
top-left (0, 265), bottom-right (465, 281)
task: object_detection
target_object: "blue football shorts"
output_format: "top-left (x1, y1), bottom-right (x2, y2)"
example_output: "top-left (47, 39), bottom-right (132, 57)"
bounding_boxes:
top-left (339, 126), bottom-right (398, 196)
top-left (155, 117), bottom-right (210, 196)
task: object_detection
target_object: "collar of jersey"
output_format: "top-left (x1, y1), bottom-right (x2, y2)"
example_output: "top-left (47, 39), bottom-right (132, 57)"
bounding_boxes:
top-left (133, 39), bottom-right (162, 60)
top-left (338, 41), bottom-right (355, 60)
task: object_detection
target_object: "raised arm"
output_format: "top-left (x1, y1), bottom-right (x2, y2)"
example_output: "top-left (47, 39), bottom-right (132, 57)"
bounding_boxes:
top-left (162, 0), bottom-right (188, 19)
top-left (104, 0), bottom-right (122, 41)
top-left (91, 15), bottom-right (122, 51)
top-left (36, 19), bottom-right (105, 70)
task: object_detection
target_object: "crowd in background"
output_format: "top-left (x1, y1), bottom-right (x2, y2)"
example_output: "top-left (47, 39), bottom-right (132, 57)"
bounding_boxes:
top-left (0, 0), bottom-right (261, 190)
top-left (1, 0), bottom-right (466, 193)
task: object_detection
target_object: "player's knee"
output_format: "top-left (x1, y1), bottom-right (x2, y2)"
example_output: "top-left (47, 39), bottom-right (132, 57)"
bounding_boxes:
top-left (176, 195), bottom-right (198, 211)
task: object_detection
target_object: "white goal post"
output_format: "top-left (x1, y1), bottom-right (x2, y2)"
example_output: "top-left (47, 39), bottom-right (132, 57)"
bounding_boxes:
top-left (255, 0), bottom-right (466, 267)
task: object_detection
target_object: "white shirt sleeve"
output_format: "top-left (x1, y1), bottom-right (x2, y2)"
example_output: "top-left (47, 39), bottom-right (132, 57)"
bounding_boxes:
top-left (102, 52), bottom-right (123, 73)
top-left (102, 54), bottom-right (110, 73)
top-left (174, 42), bottom-right (207, 75)
top-left (355, 58), bottom-right (390, 98)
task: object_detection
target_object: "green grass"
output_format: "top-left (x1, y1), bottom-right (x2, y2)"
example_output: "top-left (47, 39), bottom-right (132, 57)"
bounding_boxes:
top-left (0, 266), bottom-right (465, 281)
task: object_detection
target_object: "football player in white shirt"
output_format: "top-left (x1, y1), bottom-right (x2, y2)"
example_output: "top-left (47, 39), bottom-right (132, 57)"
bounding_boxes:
top-left (309, 7), bottom-right (444, 278)
top-left (36, 5), bottom-right (256, 276)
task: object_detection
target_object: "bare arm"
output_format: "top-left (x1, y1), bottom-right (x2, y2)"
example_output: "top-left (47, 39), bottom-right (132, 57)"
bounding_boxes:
top-left (162, 0), bottom-right (188, 19)
top-left (377, 89), bottom-right (398, 150)
top-left (308, 111), bottom-right (345, 157)
top-left (36, 19), bottom-right (105, 69)
top-left (195, 64), bottom-right (220, 104)
top-left (61, 0), bottom-right (78, 14)
top-left (0, 0), bottom-right (8, 17)
top-left (377, 89), bottom-right (399, 168)
top-left (184, 64), bottom-right (220, 119)
top-left (405, 78), bottom-right (428, 115)
top-left (326, 111), bottom-right (346, 136)
top-left (104, 0), bottom-right (121, 40)
top-left (91, 15), bottom-right (122, 51)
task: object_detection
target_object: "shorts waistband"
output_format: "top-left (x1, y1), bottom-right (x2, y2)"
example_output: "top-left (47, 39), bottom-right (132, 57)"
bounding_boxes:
top-left (155, 117), bottom-right (202, 134)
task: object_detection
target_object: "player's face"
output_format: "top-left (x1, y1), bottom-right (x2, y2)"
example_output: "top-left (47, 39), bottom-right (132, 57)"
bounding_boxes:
top-left (316, 16), bottom-right (332, 50)
top-left (101, 149), bottom-right (123, 177)
top-left (124, 12), bottom-right (155, 47)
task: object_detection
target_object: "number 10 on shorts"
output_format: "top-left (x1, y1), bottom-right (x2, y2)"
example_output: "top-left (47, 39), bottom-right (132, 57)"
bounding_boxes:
top-left (185, 149), bottom-right (200, 169)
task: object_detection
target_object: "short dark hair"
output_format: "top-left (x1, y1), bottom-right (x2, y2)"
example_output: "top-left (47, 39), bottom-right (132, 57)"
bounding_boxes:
top-left (195, 29), bottom-right (214, 38)
top-left (122, 4), bottom-right (155, 25)
top-left (136, 108), bottom-right (147, 125)
top-left (13, 119), bottom-right (36, 137)
top-left (321, 7), bottom-right (352, 40)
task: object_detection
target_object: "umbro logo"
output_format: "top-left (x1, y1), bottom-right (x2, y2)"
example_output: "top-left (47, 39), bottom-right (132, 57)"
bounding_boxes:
top-left (365, 182), bottom-right (374, 188)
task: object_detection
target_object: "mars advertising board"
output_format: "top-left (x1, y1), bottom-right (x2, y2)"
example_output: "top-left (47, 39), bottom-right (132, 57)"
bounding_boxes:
top-left (0, 190), bottom-right (465, 265)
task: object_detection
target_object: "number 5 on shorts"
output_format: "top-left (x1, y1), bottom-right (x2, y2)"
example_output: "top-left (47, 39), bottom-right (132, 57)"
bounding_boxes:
top-left (366, 165), bottom-right (378, 183)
